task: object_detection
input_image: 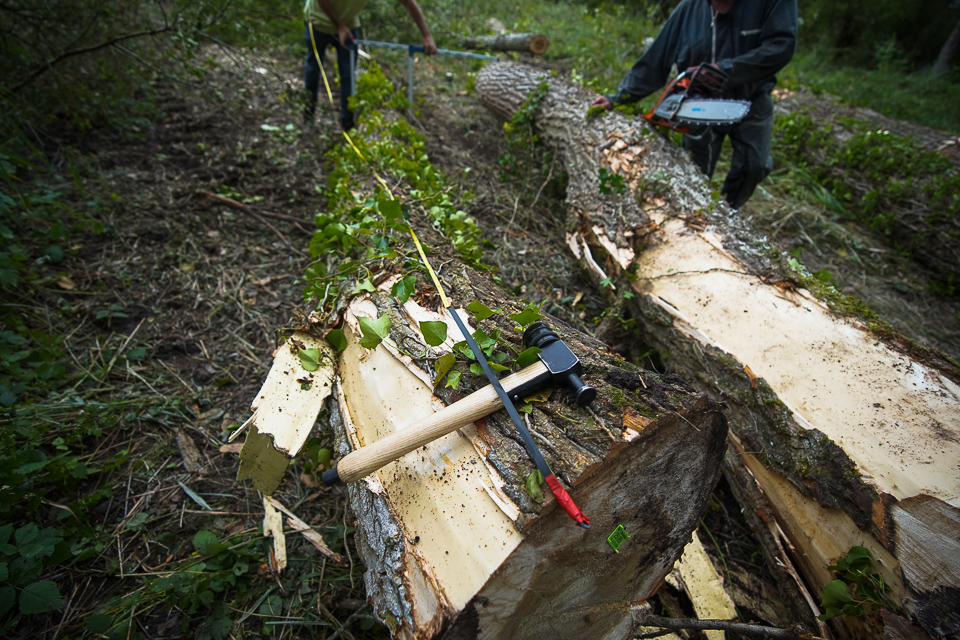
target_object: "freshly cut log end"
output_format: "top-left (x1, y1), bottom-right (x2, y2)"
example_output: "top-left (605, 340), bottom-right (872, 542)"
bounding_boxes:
top-left (474, 60), bottom-right (960, 639)
top-left (320, 271), bottom-right (729, 640)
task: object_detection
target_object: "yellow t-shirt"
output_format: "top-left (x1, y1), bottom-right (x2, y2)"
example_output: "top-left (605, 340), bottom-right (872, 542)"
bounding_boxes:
top-left (304, 0), bottom-right (369, 34)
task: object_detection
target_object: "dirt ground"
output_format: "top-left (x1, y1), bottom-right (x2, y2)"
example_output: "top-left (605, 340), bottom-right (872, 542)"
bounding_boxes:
top-left (16, 41), bottom-right (959, 638)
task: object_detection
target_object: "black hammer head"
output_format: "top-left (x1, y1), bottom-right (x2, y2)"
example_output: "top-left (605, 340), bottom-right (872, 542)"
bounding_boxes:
top-left (520, 322), bottom-right (597, 406)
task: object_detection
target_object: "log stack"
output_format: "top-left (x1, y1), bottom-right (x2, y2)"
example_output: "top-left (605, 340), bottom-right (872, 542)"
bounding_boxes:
top-left (476, 61), bottom-right (960, 639)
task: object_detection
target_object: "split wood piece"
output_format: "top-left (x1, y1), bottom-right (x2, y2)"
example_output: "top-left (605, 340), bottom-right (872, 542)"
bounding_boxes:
top-left (672, 532), bottom-right (738, 640)
top-left (322, 272), bottom-right (727, 640)
top-left (236, 332), bottom-right (336, 494)
top-left (475, 61), bottom-right (960, 640)
top-left (264, 496), bottom-right (347, 567)
top-left (460, 33), bottom-right (549, 55)
top-left (262, 495), bottom-right (287, 573)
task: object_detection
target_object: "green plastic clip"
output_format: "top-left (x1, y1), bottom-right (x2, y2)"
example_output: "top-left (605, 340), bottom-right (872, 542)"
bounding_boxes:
top-left (607, 524), bottom-right (630, 553)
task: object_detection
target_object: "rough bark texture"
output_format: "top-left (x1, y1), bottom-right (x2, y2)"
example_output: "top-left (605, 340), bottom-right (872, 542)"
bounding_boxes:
top-left (476, 61), bottom-right (960, 640)
top-left (460, 33), bottom-right (549, 55)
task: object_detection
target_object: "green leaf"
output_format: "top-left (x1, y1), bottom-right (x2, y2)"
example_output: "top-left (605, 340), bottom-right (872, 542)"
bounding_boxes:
top-left (19, 580), bottom-right (62, 614)
top-left (420, 321), bottom-right (448, 347)
top-left (178, 480), bottom-right (213, 510)
top-left (391, 275), bottom-right (417, 304)
top-left (378, 197), bottom-right (402, 220)
top-left (516, 347), bottom-right (542, 369)
top-left (508, 302), bottom-right (545, 327)
top-left (445, 370), bottom-right (461, 390)
top-left (820, 579), bottom-right (855, 613)
top-left (85, 613), bottom-right (115, 635)
top-left (0, 585), bottom-right (13, 618)
top-left (316, 448), bottom-right (333, 470)
top-left (351, 279), bottom-right (376, 295)
top-left (467, 301), bottom-right (495, 322)
top-left (358, 314), bottom-right (392, 350)
top-left (208, 610), bottom-right (234, 639)
top-left (193, 530), bottom-right (228, 556)
top-left (525, 470), bottom-right (545, 503)
top-left (434, 353), bottom-right (457, 386)
top-left (327, 329), bottom-right (347, 353)
top-left (299, 347), bottom-right (322, 371)
top-left (0, 562), bottom-right (7, 581)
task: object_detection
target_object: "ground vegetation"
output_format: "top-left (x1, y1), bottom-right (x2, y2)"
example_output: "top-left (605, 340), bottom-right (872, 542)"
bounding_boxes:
top-left (1, 0), bottom-right (958, 638)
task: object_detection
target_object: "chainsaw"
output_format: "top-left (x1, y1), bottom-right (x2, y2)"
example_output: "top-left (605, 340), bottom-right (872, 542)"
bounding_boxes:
top-left (644, 64), bottom-right (751, 135)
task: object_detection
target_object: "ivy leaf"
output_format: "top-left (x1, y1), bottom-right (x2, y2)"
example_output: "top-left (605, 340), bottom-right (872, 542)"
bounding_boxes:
top-left (434, 353), bottom-right (456, 386)
top-left (420, 320), bottom-right (448, 347)
top-left (509, 302), bottom-right (545, 327)
top-left (525, 470), bottom-right (545, 503)
top-left (358, 315), bottom-right (392, 350)
top-left (467, 301), bottom-right (496, 322)
top-left (327, 329), bottom-right (347, 353)
top-left (19, 580), bottom-right (62, 614)
top-left (298, 347), bottom-right (322, 371)
top-left (391, 275), bottom-right (417, 304)
top-left (516, 347), bottom-right (542, 369)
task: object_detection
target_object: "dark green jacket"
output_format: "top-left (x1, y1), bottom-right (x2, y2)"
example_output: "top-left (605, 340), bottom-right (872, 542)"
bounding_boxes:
top-left (610, 0), bottom-right (797, 104)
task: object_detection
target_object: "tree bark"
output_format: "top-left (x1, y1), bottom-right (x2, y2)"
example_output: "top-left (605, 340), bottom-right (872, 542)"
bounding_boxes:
top-left (460, 33), bottom-right (549, 55)
top-left (933, 18), bottom-right (960, 75)
top-left (320, 260), bottom-right (728, 640)
top-left (476, 61), bottom-right (960, 640)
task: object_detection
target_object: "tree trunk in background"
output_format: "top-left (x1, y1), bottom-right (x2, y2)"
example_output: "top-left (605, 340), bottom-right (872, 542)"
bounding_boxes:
top-left (319, 252), bottom-right (727, 640)
top-left (460, 33), bottom-right (549, 55)
top-left (476, 61), bottom-right (960, 640)
top-left (933, 18), bottom-right (960, 75)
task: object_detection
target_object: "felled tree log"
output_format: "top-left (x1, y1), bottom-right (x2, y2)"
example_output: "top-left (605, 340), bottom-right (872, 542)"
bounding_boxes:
top-left (460, 33), bottom-right (549, 55)
top-left (317, 255), bottom-right (728, 640)
top-left (476, 61), bottom-right (960, 639)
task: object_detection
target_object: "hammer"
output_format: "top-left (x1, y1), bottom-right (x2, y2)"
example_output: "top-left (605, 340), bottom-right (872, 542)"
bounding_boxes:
top-left (322, 322), bottom-right (596, 485)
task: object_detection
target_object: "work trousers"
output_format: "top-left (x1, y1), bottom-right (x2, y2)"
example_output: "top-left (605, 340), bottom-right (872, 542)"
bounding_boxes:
top-left (303, 25), bottom-right (359, 129)
top-left (682, 92), bottom-right (774, 209)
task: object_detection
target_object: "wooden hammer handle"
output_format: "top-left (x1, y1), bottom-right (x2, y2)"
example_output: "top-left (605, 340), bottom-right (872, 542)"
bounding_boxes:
top-left (332, 360), bottom-right (549, 483)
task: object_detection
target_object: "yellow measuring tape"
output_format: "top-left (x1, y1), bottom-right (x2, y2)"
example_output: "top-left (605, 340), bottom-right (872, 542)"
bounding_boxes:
top-left (307, 24), bottom-right (448, 307)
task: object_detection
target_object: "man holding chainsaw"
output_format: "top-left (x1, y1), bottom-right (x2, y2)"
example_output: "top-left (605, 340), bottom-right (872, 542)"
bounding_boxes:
top-left (303, 0), bottom-right (437, 131)
top-left (591, 0), bottom-right (797, 209)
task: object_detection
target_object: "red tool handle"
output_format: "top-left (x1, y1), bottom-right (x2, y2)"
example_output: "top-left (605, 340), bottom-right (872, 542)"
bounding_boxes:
top-left (545, 474), bottom-right (591, 528)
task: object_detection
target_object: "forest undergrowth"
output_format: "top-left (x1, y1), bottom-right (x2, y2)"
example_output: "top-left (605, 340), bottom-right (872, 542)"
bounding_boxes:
top-left (2, 0), bottom-right (959, 638)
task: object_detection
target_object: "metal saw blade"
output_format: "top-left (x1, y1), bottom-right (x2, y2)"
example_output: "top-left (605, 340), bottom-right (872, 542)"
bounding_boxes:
top-left (675, 99), bottom-right (750, 125)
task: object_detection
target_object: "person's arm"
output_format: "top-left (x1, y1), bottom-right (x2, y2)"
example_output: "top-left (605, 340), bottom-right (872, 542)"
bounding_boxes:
top-left (316, 0), bottom-right (355, 47)
top-left (397, 0), bottom-right (437, 54)
top-left (718, 0), bottom-right (797, 87)
top-left (593, 2), bottom-right (687, 108)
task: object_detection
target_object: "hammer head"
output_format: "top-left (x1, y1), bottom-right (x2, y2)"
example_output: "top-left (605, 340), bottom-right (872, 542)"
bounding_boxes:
top-left (521, 322), bottom-right (597, 406)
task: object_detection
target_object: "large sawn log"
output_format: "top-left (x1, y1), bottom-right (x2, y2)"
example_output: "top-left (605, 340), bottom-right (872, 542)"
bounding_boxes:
top-left (476, 61), bottom-right (960, 639)
top-left (234, 107), bottom-right (729, 637)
